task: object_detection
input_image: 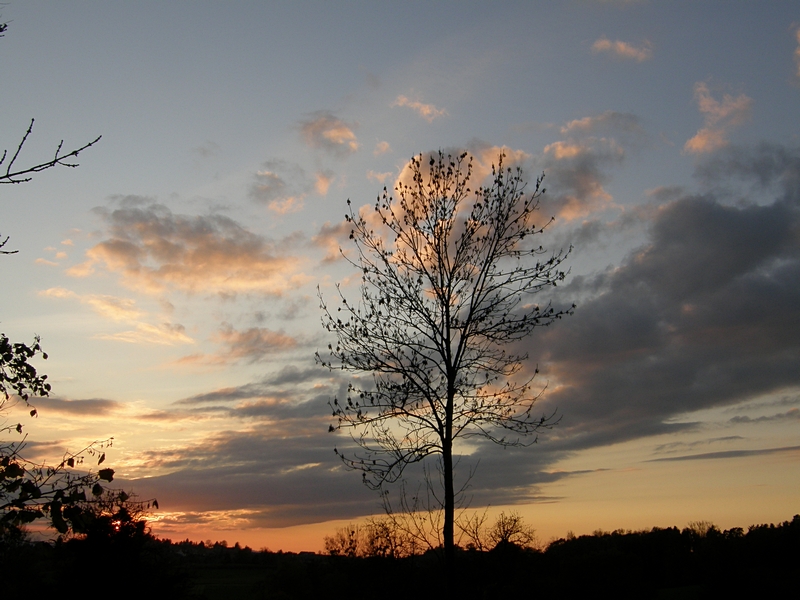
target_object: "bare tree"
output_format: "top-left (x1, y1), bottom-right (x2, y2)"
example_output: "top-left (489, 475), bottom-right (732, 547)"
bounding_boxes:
top-left (319, 150), bottom-right (573, 564)
top-left (2, 16), bottom-right (101, 248)
top-left (486, 510), bottom-right (540, 550)
top-left (0, 335), bottom-right (120, 537)
top-left (1, 118), bottom-right (101, 186)
top-left (0, 18), bottom-right (120, 538)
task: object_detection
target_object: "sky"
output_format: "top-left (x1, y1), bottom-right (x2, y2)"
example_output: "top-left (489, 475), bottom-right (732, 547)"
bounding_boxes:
top-left (1, 1), bottom-right (798, 551)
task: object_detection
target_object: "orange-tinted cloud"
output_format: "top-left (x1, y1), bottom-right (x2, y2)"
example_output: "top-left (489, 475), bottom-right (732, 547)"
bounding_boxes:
top-left (684, 82), bottom-right (752, 154)
top-left (390, 144), bottom-right (530, 199)
top-left (172, 324), bottom-right (300, 366)
top-left (41, 287), bottom-right (144, 321)
top-left (366, 170), bottom-right (393, 184)
top-left (591, 37), bottom-right (652, 62)
top-left (36, 245), bottom-right (71, 266)
top-left (560, 111), bottom-right (644, 138)
top-left (299, 112), bottom-right (359, 156)
top-left (68, 204), bottom-right (308, 296)
top-left (374, 141), bottom-right (391, 156)
top-left (392, 95), bottom-right (448, 122)
top-left (213, 324), bottom-right (298, 361)
top-left (95, 322), bottom-right (194, 346)
top-left (315, 170), bottom-right (335, 196)
top-left (539, 136), bottom-right (625, 221)
top-left (40, 287), bottom-right (192, 345)
top-left (249, 160), bottom-right (311, 214)
top-left (534, 112), bottom-right (645, 222)
top-left (312, 220), bottom-right (350, 263)
top-left (267, 196), bottom-right (305, 215)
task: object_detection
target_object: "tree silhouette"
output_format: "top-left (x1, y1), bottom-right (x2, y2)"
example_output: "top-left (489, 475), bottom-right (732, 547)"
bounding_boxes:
top-left (0, 333), bottom-right (117, 537)
top-left (0, 16), bottom-right (117, 538)
top-left (1, 118), bottom-right (101, 186)
top-left (319, 150), bottom-right (573, 564)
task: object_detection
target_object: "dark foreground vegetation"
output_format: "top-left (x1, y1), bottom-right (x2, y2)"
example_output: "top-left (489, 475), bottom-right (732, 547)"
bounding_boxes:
top-left (2, 515), bottom-right (798, 599)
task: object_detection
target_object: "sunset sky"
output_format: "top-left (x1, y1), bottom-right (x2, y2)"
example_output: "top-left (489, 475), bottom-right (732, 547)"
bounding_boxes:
top-left (2, 1), bottom-right (798, 551)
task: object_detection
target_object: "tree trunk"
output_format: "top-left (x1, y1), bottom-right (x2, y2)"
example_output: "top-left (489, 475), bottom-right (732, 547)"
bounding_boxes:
top-left (443, 408), bottom-right (455, 569)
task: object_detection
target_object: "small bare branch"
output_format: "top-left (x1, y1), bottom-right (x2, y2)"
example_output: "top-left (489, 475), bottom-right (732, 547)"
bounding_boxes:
top-left (1, 118), bottom-right (101, 184)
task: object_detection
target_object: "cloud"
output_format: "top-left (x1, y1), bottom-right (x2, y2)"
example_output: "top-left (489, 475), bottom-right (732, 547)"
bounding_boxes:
top-left (85, 295), bottom-right (143, 321)
top-left (560, 111), bottom-right (644, 138)
top-left (377, 144), bottom-right (533, 243)
top-left (393, 142), bottom-right (530, 196)
top-left (122, 428), bottom-right (377, 526)
top-left (124, 135), bottom-right (800, 521)
top-left (173, 324), bottom-right (301, 367)
top-left (40, 286), bottom-right (195, 346)
top-left (37, 245), bottom-right (72, 266)
top-left (265, 196), bottom-right (304, 215)
top-left (177, 367), bottom-right (333, 406)
top-left (392, 95), bottom-right (448, 122)
top-left (374, 141), bottom-right (391, 156)
top-left (684, 82), bottom-right (753, 154)
top-left (68, 204), bottom-right (307, 296)
top-left (250, 170), bottom-right (288, 202)
top-left (652, 436), bottom-right (745, 455)
top-left (591, 0), bottom-right (643, 5)
top-left (795, 27), bottom-right (800, 79)
top-left (213, 324), bottom-right (299, 363)
top-left (531, 113), bottom-right (645, 221)
top-left (728, 408), bottom-right (800, 424)
top-left (192, 140), bottom-right (221, 159)
top-left (647, 445), bottom-right (800, 462)
top-left (539, 136), bottom-right (624, 220)
top-left (591, 37), bottom-right (652, 62)
top-left (35, 258), bottom-right (59, 266)
top-left (314, 170), bottom-right (335, 196)
top-left (32, 397), bottom-right (125, 417)
top-left (249, 160), bottom-right (311, 214)
top-left (95, 322), bottom-right (194, 346)
top-left (526, 144), bottom-right (800, 455)
top-left (312, 220), bottom-right (350, 263)
top-left (366, 170), bottom-right (393, 184)
top-left (298, 111), bottom-right (359, 157)
top-left (381, 140), bottom-right (621, 230)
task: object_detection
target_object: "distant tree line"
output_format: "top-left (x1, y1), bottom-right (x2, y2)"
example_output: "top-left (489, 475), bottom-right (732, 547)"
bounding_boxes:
top-left (3, 512), bottom-right (798, 598)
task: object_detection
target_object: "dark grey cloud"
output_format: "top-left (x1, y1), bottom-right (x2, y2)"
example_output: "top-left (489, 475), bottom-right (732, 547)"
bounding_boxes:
top-left (652, 436), bottom-right (745, 454)
top-left (124, 428), bottom-right (377, 526)
top-left (536, 136), bottom-right (626, 221)
top-left (728, 409), bottom-right (800, 424)
top-left (192, 140), bottom-right (221, 160)
top-left (647, 445), bottom-right (800, 462)
top-left (526, 112), bottom-right (647, 223)
top-left (176, 366), bottom-right (335, 406)
top-left (248, 159), bottom-right (309, 204)
top-left (527, 144), bottom-right (800, 454)
top-left (32, 397), bottom-right (124, 417)
top-left (311, 220), bottom-right (350, 264)
top-left (212, 323), bottom-right (300, 363)
top-left (723, 393), bottom-right (800, 413)
top-left (125, 144), bottom-right (800, 527)
top-left (560, 111), bottom-right (645, 141)
top-left (695, 142), bottom-right (800, 196)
